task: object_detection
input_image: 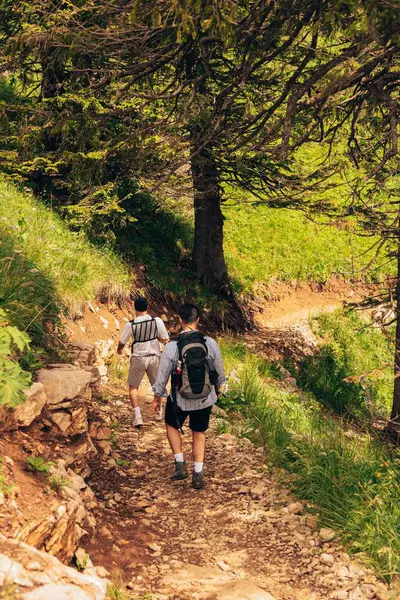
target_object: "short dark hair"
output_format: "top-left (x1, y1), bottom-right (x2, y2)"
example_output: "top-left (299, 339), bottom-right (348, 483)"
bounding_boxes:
top-left (135, 297), bottom-right (148, 312)
top-left (178, 303), bottom-right (200, 324)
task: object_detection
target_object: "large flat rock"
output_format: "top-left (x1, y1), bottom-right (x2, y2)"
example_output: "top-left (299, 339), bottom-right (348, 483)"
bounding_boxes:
top-left (37, 368), bottom-right (92, 405)
top-left (161, 564), bottom-right (277, 600)
top-left (0, 535), bottom-right (106, 599)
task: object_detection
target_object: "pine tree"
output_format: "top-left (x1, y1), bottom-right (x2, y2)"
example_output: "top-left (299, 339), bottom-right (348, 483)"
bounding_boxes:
top-left (1, 0), bottom-right (398, 298)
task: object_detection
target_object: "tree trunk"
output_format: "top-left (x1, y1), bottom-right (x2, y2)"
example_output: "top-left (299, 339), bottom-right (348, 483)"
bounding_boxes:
top-left (190, 145), bottom-right (230, 296)
top-left (391, 239), bottom-right (400, 428)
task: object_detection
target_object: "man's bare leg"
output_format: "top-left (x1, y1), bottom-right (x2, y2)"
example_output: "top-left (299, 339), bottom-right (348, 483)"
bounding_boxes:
top-left (166, 424), bottom-right (183, 454)
top-left (129, 386), bottom-right (139, 408)
top-left (192, 431), bottom-right (206, 463)
top-left (166, 424), bottom-right (188, 480)
top-left (192, 430), bottom-right (206, 489)
top-left (129, 386), bottom-right (143, 426)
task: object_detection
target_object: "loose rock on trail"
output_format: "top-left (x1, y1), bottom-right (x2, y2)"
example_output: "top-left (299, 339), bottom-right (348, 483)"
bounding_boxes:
top-left (84, 384), bottom-right (387, 600)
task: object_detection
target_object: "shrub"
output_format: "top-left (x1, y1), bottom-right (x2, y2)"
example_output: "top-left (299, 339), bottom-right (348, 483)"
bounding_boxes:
top-left (298, 310), bottom-right (392, 419)
top-left (106, 578), bottom-right (133, 600)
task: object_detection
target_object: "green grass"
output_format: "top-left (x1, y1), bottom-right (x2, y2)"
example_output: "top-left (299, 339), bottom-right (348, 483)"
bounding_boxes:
top-left (221, 348), bottom-right (400, 579)
top-left (106, 183), bottom-right (389, 308)
top-left (0, 178), bottom-right (130, 317)
top-left (223, 199), bottom-right (388, 296)
top-left (0, 178), bottom-right (131, 350)
top-left (297, 309), bottom-right (393, 419)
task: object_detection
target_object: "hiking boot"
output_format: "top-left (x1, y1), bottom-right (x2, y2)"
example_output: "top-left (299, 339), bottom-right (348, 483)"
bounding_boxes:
top-left (192, 469), bottom-right (204, 490)
top-left (170, 461), bottom-right (188, 480)
top-left (133, 414), bottom-right (144, 428)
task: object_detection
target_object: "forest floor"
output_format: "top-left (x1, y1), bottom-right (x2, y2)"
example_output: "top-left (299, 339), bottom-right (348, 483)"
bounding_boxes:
top-left (84, 383), bottom-right (388, 600)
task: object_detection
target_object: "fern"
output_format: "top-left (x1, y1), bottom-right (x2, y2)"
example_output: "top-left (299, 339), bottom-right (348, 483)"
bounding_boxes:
top-left (0, 309), bottom-right (31, 406)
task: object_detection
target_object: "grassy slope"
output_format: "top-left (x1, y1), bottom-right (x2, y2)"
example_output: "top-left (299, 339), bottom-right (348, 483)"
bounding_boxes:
top-left (219, 336), bottom-right (400, 580)
top-left (224, 201), bottom-right (386, 296)
top-left (120, 187), bottom-right (388, 302)
top-left (0, 179), bottom-right (130, 347)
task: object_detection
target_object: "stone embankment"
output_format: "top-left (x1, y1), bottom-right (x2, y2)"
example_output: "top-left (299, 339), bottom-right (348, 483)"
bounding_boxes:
top-left (0, 341), bottom-right (113, 599)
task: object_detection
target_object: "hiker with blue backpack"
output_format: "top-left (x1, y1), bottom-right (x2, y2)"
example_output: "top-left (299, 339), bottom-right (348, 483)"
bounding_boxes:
top-left (152, 304), bottom-right (225, 489)
top-left (117, 297), bottom-right (169, 427)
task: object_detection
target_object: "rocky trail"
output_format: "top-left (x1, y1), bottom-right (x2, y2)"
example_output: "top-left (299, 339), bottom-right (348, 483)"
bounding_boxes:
top-left (84, 384), bottom-right (387, 600)
top-left (0, 288), bottom-right (390, 600)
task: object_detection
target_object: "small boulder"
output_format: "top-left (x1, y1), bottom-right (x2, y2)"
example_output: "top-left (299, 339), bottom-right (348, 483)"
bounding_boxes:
top-left (99, 316), bottom-right (109, 330)
top-left (320, 553), bottom-right (335, 566)
top-left (96, 441), bottom-right (112, 455)
top-left (89, 422), bottom-right (111, 441)
top-left (304, 514), bottom-right (318, 529)
top-left (49, 406), bottom-right (88, 436)
top-left (216, 560), bottom-right (231, 572)
top-left (319, 527), bottom-right (337, 542)
top-left (0, 383), bottom-right (46, 432)
top-left (288, 502), bottom-right (304, 515)
top-left (67, 342), bottom-right (96, 367)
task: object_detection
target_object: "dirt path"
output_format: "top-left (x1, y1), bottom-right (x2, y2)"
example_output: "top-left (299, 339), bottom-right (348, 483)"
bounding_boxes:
top-left (254, 280), bottom-right (366, 329)
top-left (85, 387), bottom-right (385, 600)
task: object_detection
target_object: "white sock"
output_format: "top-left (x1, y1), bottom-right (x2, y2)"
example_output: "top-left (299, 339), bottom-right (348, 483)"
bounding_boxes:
top-left (134, 407), bottom-right (142, 419)
top-left (194, 462), bottom-right (203, 473)
top-left (174, 453), bottom-right (184, 463)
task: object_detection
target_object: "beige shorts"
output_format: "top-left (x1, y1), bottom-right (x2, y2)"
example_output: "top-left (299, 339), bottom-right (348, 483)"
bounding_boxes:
top-left (128, 355), bottom-right (160, 388)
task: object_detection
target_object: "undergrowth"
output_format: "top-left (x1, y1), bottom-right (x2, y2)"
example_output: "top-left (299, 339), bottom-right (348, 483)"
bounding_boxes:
top-left (0, 309), bottom-right (32, 406)
top-left (220, 341), bottom-right (400, 580)
top-left (106, 577), bottom-right (152, 600)
top-left (297, 310), bottom-right (393, 419)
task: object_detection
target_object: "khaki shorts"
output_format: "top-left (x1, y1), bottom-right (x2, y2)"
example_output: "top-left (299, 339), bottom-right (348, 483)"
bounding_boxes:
top-left (128, 355), bottom-right (160, 388)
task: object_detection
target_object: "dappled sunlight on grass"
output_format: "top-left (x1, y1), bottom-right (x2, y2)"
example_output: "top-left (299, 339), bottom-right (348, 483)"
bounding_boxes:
top-left (224, 202), bottom-right (389, 295)
top-left (0, 179), bottom-right (131, 318)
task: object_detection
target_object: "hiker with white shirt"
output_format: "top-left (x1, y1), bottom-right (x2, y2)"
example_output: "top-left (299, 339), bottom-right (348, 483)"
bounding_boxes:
top-left (152, 303), bottom-right (225, 489)
top-left (117, 297), bottom-right (169, 427)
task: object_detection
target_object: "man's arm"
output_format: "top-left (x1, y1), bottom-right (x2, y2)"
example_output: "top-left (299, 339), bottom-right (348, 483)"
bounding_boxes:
top-left (212, 341), bottom-right (226, 396)
top-left (117, 323), bottom-right (132, 355)
top-left (152, 344), bottom-right (175, 412)
top-left (155, 317), bottom-right (169, 345)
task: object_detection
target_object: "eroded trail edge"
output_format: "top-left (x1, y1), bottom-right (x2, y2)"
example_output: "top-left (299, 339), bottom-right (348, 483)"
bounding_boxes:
top-left (85, 388), bottom-right (386, 600)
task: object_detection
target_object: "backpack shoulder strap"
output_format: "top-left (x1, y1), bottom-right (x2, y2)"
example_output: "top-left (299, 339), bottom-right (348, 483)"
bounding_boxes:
top-left (177, 331), bottom-right (207, 360)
